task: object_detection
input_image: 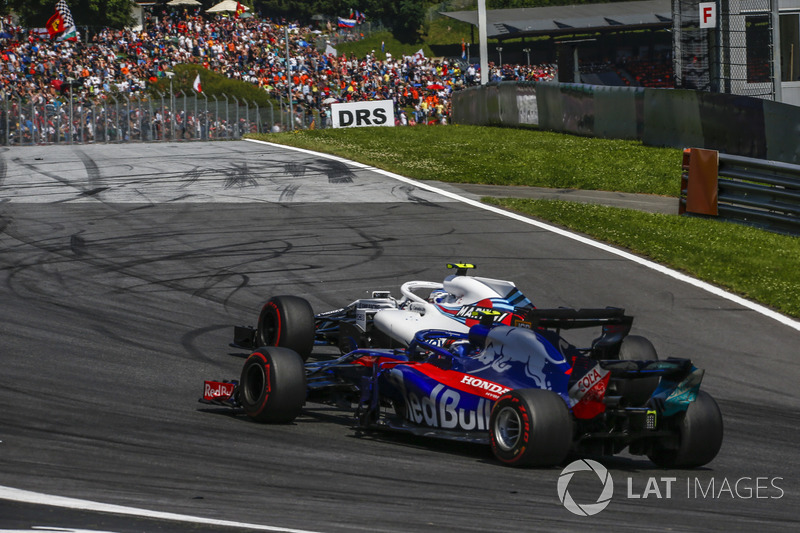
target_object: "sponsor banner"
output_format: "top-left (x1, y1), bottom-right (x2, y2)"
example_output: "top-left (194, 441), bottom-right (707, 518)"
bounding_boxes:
top-left (387, 369), bottom-right (497, 431)
top-left (330, 100), bottom-right (395, 129)
top-left (569, 365), bottom-right (610, 419)
top-left (436, 297), bottom-right (516, 327)
top-left (517, 92), bottom-right (539, 125)
top-left (203, 381), bottom-right (235, 401)
top-left (410, 363), bottom-right (511, 401)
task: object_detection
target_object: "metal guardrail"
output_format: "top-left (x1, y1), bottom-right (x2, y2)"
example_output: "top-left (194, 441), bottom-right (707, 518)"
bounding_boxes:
top-left (680, 148), bottom-right (800, 235)
top-left (0, 92), bottom-right (330, 147)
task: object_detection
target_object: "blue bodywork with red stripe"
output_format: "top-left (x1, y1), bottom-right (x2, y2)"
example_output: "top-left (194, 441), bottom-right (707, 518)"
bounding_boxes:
top-left (372, 326), bottom-right (572, 433)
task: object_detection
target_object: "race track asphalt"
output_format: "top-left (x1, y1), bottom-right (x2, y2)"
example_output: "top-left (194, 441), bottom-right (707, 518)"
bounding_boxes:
top-left (0, 140), bottom-right (798, 533)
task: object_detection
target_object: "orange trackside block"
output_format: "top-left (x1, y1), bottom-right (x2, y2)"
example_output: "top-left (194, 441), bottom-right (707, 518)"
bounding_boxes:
top-left (686, 148), bottom-right (719, 216)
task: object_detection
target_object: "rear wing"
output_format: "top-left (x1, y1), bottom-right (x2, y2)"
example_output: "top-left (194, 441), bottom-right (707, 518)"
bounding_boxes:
top-left (510, 307), bottom-right (634, 360)
top-left (512, 307), bottom-right (633, 331)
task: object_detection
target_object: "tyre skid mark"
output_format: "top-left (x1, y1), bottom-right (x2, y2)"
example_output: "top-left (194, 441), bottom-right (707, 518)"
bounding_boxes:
top-left (393, 184), bottom-right (445, 208)
top-left (1, 217), bottom-right (288, 311)
top-left (279, 184), bottom-right (300, 202)
top-left (77, 150), bottom-right (101, 192)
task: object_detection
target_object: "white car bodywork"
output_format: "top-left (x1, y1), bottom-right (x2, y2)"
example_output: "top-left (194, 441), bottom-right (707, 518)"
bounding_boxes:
top-left (365, 274), bottom-right (526, 345)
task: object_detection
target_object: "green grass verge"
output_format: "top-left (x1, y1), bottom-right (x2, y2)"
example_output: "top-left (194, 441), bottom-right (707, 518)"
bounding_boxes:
top-left (424, 17), bottom-right (474, 46)
top-left (485, 198), bottom-right (800, 318)
top-left (251, 126), bottom-right (681, 196)
top-left (148, 65), bottom-right (277, 107)
top-left (334, 31), bottom-right (435, 60)
top-left (247, 127), bottom-right (798, 319)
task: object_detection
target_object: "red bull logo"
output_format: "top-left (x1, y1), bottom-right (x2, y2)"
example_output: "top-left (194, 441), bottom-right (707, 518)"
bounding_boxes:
top-left (203, 381), bottom-right (235, 401)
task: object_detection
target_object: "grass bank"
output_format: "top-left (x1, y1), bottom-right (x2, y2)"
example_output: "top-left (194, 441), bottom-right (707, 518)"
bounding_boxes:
top-left (334, 31), bottom-right (435, 61)
top-left (253, 126), bottom-right (681, 196)
top-left (485, 199), bottom-right (800, 318)
top-left (249, 127), bottom-right (799, 319)
top-left (149, 65), bottom-right (276, 107)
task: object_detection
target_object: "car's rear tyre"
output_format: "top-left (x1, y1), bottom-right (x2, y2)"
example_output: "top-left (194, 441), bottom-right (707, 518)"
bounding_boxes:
top-left (490, 389), bottom-right (573, 467)
top-left (616, 335), bottom-right (660, 406)
top-left (256, 295), bottom-right (315, 361)
top-left (647, 390), bottom-right (723, 468)
top-left (239, 346), bottom-right (306, 423)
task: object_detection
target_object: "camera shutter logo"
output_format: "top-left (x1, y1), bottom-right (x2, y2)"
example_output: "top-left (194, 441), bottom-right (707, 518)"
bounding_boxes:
top-left (557, 459), bottom-right (614, 516)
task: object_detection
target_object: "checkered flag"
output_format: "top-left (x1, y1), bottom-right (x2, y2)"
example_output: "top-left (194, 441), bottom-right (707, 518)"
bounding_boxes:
top-left (55, 0), bottom-right (77, 41)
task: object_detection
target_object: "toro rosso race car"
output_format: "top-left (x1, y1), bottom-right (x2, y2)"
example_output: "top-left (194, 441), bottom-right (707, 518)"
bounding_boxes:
top-left (202, 267), bottom-right (723, 468)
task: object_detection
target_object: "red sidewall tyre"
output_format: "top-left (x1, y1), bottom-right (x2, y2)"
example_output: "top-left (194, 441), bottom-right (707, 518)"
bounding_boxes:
top-left (239, 346), bottom-right (306, 424)
top-left (256, 295), bottom-right (315, 361)
top-left (490, 389), bottom-right (573, 467)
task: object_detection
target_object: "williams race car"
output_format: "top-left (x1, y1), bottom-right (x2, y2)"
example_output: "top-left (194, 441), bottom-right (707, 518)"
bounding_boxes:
top-left (232, 263), bottom-right (535, 360)
top-left (202, 305), bottom-right (723, 468)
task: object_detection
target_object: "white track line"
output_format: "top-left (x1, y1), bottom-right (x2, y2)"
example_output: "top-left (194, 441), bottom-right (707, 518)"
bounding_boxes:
top-left (0, 486), bottom-right (320, 532)
top-left (246, 138), bottom-right (800, 333)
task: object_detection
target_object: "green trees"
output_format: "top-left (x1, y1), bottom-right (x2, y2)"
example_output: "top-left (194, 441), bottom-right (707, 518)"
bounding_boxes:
top-left (0, 1), bottom-right (621, 32)
top-left (487, 0), bottom-right (633, 6)
top-left (3, 0), bottom-right (133, 29)
top-left (256, 0), bottom-right (427, 43)
top-left (393, 1), bottom-right (426, 42)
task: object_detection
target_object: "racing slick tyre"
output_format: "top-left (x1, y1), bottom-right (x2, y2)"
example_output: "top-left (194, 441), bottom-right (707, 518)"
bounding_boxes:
top-left (239, 346), bottom-right (306, 424)
top-left (616, 335), bottom-right (660, 406)
top-left (647, 391), bottom-right (723, 468)
top-left (256, 295), bottom-right (315, 361)
top-left (490, 389), bottom-right (573, 467)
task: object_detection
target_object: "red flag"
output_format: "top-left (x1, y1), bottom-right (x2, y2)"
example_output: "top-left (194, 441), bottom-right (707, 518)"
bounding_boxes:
top-left (235, 2), bottom-right (246, 17)
top-left (46, 12), bottom-right (64, 39)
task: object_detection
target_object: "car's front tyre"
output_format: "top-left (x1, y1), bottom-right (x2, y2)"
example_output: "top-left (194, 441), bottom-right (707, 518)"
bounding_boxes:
top-left (256, 295), bottom-right (315, 361)
top-left (239, 346), bottom-right (306, 424)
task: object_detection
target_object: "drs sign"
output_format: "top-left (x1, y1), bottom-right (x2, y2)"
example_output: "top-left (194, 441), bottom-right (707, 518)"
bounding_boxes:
top-left (331, 100), bottom-right (395, 129)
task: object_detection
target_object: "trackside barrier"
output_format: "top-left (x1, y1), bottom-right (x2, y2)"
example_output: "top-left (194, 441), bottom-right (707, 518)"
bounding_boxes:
top-left (451, 82), bottom-right (800, 164)
top-left (680, 148), bottom-right (800, 235)
top-left (0, 92), bottom-right (296, 146)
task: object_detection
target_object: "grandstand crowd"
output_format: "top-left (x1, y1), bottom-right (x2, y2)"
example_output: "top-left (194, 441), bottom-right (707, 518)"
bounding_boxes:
top-left (0, 6), bottom-right (556, 132)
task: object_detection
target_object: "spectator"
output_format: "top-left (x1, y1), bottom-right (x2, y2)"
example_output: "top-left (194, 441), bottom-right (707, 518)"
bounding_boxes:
top-left (0, 7), bottom-right (558, 135)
